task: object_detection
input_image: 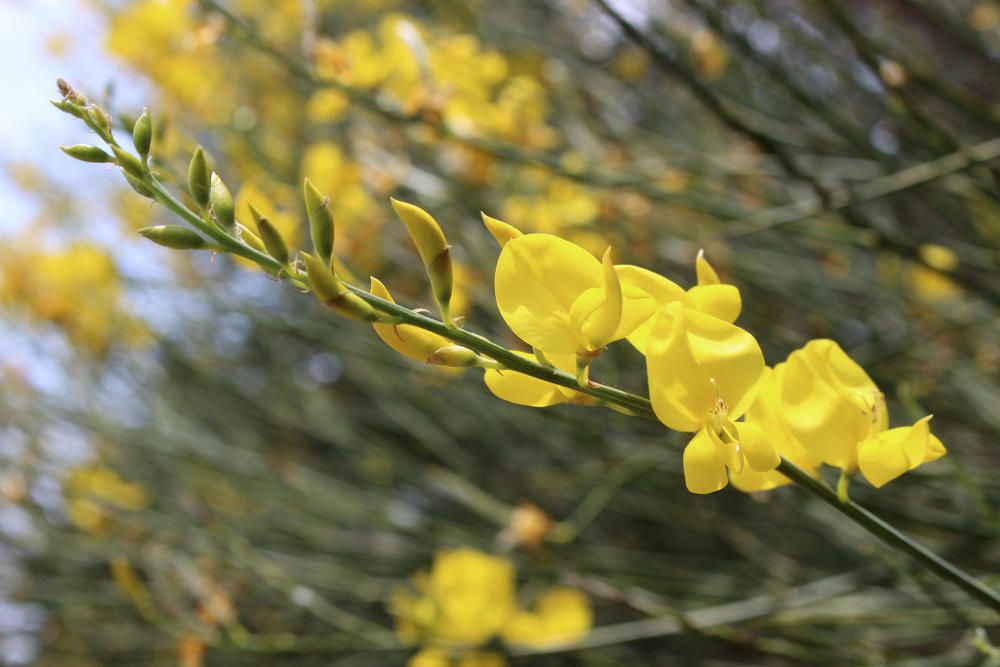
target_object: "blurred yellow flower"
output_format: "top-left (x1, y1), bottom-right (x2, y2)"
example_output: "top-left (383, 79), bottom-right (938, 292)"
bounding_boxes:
top-left (501, 587), bottom-right (592, 648)
top-left (394, 548), bottom-right (516, 648)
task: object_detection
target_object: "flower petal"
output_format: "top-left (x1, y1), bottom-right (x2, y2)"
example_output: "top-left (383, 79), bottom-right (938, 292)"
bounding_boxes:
top-left (687, 283), bottom-right (741, 323)
top-left (483, 352), bottom-right (572, 407)
top-left (616, 264), bottom-right (691, 354)
top-left (737, 421), bottom-right (781, 473)
top-left (495, 234), bottom-right (602, 353)
top-left (684, 427), bottom-right (729, 494)
top-left (857, 431), bottom-right (911, 488)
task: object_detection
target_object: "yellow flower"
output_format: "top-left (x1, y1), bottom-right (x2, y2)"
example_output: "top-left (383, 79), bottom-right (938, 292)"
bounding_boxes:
top-left (645, 302), bottom-right (773, 494)
top-left (494, 234), bottom-right (648, 354)
top-left (393, 548), bottom-right (516, 648)
top-left (781, 339), bottom-right (887, 470)
top-left (781, 339), bottom-right (946, 486)
top-left (501, 587), bottom-right (592, 649)
top-left (729, 365), bottom-right (823, 493)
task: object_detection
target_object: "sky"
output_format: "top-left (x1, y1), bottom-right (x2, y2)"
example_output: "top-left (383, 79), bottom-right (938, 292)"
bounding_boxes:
top-left (0, 0), bottom-right (146, 234)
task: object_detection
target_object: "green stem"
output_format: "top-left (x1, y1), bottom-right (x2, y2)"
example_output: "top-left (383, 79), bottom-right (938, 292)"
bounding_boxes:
top-left (778, 459), bottom-right (1000, 614)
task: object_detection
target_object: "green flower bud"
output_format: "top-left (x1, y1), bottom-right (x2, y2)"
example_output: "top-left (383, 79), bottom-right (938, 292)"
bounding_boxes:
top-left (188, 146), bottom-right (211, 209)
top-left (111, 145), bottom-right (146, 179)
top-left (132, 108), bottom-right (152, 160)
top-left (257, 217), bottom-right (290, 265)
top-left (51, 99), bottom-right (85, 119)
top-left (302, 252), bottom-right (378, 321)
top-left (138, 225), bottom-right (207, 250)
top-left (237, 223), bottom-right (266, 254)
top-left (247, 201), bottom-right (265, 227)
top-left (60, 144), bottom-right (113, 163)
top-left (303, 178), bottom-right (334, 269)
top-left (86, 105), bottom-right (113, 140)
top-left (426, 345), bottom-right (482, 367)
top-left (124, 172), bottom-right (155, 198)
top-left (209, 172), bottom-right (235, 232)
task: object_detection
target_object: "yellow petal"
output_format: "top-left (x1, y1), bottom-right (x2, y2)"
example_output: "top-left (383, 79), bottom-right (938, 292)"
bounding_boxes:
top-left (568, 248), bottom-right (623, 350)
top-left (857, 431), bottom-right (912, 488)
top-left (858, 415), bottom-right (946, 488)
top-left (481, 212), bottom-right (522, 247)
top-left (687, 284), bottom-right (742, 323)
top-left (729, 468), bottom-right (791, 493)
top-left (925, 432), bottom-right (947, 464)
top-left (684, 427), bottom-right (729, 494)
top-left (696, 249), bottom-right (721, 285)
top-left (494, 234), bottom-right (602, 353)
top-left (745, 365), bottom-right (821, 468)
top-left (737, 421), bottom-right (781, 473)
top-left (616, 264), bottom-right (692, 354)
top-left (483, 351), bottom-right (573, 407)
top-left (370, 277), bottom-right (454, 362)
top-left (646, 302), bottom-right (764, 432)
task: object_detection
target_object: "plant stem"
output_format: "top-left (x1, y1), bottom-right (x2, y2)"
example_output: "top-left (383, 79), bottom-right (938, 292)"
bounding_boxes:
top-left (778, 459), bottom-right (1000, 614)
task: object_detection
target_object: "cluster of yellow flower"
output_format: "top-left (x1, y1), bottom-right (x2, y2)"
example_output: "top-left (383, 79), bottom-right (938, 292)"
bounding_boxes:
top-left (0, 241), bottom-right (147, 354)
top-left (392, 548), bottom-right (591, 666)
top-left (367, 202), bottom-right (948, 495)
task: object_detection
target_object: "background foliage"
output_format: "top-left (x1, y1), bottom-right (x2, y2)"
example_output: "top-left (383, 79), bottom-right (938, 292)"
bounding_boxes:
top-left (2, 0), bottom-right (1000, 664)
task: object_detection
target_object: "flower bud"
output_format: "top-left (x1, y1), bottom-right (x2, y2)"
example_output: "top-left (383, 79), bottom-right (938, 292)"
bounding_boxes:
top-left (124, 172), bottom-right (155, 198)
top-left (188, 147), bottom-right (211, 209)
top-left (132, 108), bottom-right (152, 161)
top-left (51, 99), bottom-right (86, 119)
top-left (111, 145), bottom-right (145, 179)
top-left (237, 224), bottom-right (266, 254)
top-left (60, 144), bottom-right (113, 163)
top-left (303, 253), bottom-right (378, 321)
top-left (426, 345), bottom-right (481, 367)
top-left (390, 198), bottom-right (453, 322)
top-left (257, 217), bottom-right (290, 265)
top-left (209, 172), bottom-right (235, 232)
top-left (138, 225), bottom-right (207, 250)
top-left (303, 178), bottom-right (334, 269)
top-left (247, 201), bottom-right (265, 227)
top-left (86, 105), bottom-right (113, 139)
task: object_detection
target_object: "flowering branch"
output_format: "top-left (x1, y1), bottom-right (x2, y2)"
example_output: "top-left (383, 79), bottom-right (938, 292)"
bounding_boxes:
top-left (53, 81), bottom-right (1000, 619)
